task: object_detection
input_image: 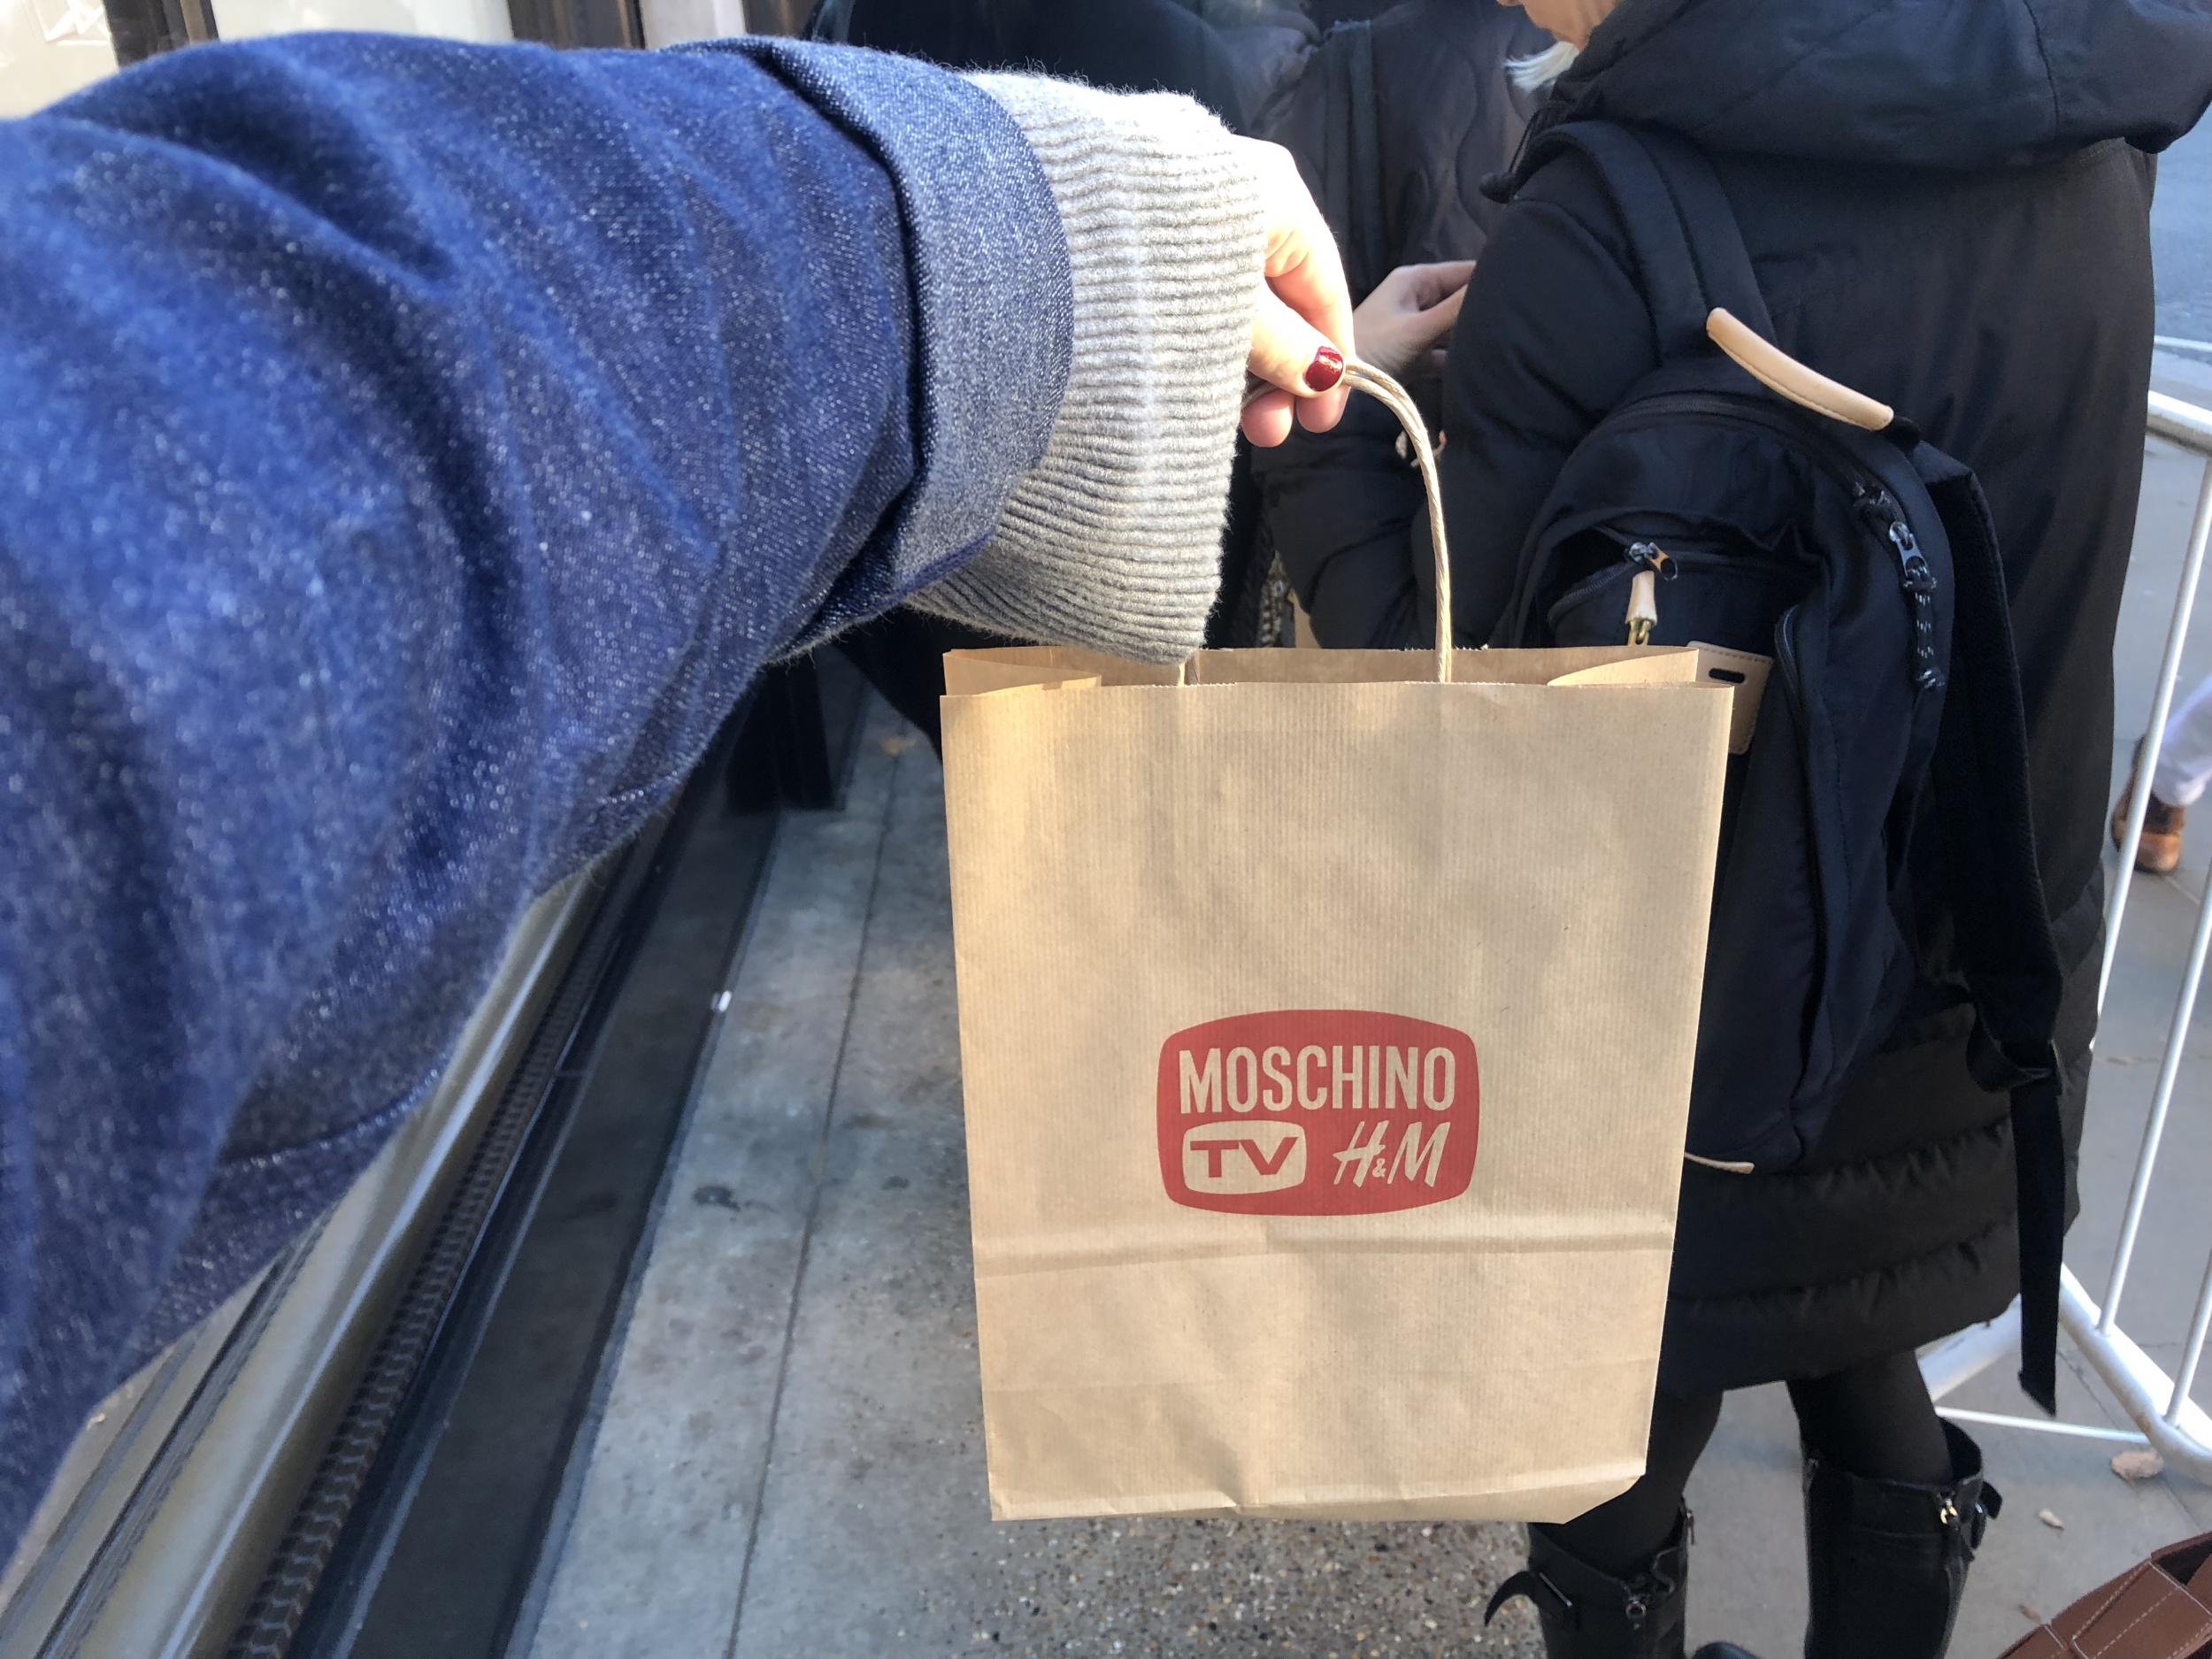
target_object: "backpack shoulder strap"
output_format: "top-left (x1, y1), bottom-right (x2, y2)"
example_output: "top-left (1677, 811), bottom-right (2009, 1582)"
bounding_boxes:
top-left (1919, 458), bottom-right (2069, 1412)
top-left (1519, 121), bottom-right (1773, 360)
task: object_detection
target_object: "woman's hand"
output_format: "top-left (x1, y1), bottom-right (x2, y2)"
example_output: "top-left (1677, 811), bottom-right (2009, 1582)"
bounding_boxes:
top-left (1352, 261), bottom-right (1475, 382)
top-left (1238, 139), bottom-right (1355, 449)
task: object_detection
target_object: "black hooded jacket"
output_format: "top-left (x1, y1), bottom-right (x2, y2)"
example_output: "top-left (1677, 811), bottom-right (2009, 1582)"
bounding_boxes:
top-left (1290, 0), bottom-right (2212, 1389)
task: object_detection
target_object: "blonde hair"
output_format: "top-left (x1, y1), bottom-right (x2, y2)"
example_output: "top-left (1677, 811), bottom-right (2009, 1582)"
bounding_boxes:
top-left (1508, 40), bottom-right (1581, 91)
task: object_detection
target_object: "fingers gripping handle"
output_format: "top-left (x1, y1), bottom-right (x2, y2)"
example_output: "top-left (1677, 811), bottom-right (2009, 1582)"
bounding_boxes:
top-left (1342, 361), bottom-right (1453, 680)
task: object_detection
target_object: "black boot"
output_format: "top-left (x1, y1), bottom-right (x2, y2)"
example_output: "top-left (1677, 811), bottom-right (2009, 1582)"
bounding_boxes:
top-left (1486, 1509), bottom-right (1692, 1658)
top-left (1802, 1420), bottom-right (2001, 1659)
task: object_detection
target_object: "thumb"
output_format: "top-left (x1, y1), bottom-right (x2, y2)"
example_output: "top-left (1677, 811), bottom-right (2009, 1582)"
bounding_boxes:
top-left (1394, 283), bottom-right (1468, 361)
top-left (1248, 287), bottom-right (1348, 434)
top-left (1409, 260), bottom-right (1477, 307)
top-left (1425, 282), bottom-right (1468, 334)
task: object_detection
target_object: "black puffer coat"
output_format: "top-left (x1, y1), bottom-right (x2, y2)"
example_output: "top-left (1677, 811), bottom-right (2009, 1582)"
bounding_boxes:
top-left (1290, 0), bottom-right (2212, 1393)
top-left (829, 0), bottom-right (1317, 135)
top-left (1246, 2), bottom-right (1548, 641)
top-left (1264, 0), bottom-right (1548, 287)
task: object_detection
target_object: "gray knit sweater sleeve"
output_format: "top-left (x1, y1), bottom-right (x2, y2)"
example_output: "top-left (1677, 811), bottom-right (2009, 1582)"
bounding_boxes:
top-left (909, 76), bottom-right (1266, 664)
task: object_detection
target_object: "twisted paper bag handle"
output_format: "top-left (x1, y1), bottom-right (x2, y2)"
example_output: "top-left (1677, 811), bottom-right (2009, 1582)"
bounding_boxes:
top-left (1342, 361), bottom-right (1453, 680)
top-left (1246, 361), bottom-right (1452, 680)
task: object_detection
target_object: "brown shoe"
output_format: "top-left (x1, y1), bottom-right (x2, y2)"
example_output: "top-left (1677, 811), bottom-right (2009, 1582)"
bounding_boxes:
top-left (2114, 768), bottom-right (2185, 874)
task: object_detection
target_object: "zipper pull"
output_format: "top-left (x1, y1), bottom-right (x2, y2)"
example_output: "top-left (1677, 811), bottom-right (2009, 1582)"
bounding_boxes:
top-left (1622, 541), bottom-right (1671, 647)
top-left (1886, 518), bottom-right (1946, 692)
top-left (1889, 518), bottom-right (1932, 585)
top-left (1626, 571), bottom-right (1659, 645)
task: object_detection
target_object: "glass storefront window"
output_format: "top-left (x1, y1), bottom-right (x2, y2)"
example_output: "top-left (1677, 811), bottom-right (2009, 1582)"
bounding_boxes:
top-left (212, 0), bottom-right (511, 42)
top-left (0, 0), bottom-right (119, 117)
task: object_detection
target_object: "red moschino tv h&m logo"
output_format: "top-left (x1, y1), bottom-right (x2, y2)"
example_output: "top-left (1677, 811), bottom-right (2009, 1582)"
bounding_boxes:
top-left (1156, 1012), bottom-right (1479, 1216)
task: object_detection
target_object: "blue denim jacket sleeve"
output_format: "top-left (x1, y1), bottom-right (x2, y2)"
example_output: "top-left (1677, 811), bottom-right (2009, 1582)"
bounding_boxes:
top-left (0, 33), bottom-right (1071, 1556)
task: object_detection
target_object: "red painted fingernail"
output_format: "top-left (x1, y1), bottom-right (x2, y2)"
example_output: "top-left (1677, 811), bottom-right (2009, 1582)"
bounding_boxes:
top-left (1306, 345), bottom-right (1344, 393)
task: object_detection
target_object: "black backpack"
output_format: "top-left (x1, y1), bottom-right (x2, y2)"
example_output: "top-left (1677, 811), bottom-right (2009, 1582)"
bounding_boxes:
top-left (1492, 122), bottom-right (2070, 1409)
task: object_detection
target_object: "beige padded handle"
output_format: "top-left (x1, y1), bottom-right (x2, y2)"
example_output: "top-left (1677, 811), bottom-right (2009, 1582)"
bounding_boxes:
top-left (1342, 361), bottom-right (1455, 680)
top-left (1706, 309), bottom-right (1894, 433)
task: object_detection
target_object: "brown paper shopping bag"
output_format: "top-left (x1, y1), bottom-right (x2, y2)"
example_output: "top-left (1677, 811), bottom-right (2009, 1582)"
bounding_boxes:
top-left (940, 365), bottom-right (1736, 1525)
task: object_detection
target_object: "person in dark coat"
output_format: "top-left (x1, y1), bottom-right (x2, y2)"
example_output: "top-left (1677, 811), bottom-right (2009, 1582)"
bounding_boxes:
top-left (826, 0), bottom-right (1315, 135)
top-left (1285, 1), bottom-right (2212, 1655)
top-left (1261, 0), bottom-right (1548, 270)
top-left (1243, 0), bottom-right (1549, 644)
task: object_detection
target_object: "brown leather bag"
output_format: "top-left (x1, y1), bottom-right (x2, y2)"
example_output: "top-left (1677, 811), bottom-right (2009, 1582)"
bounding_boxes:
top-left (2000, 1531), bottom-right (2212, 1658)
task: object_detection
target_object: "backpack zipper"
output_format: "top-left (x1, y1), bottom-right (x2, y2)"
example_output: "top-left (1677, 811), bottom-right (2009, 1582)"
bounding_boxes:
top-left (1860, 490), bottom-right (1947, 692)
top-left (1541, 536), bottom-right (1795, 649)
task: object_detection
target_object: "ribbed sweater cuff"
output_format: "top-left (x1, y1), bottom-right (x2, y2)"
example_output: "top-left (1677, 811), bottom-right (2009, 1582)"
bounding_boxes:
top-left (910, 75), bottom-right (1265, 664)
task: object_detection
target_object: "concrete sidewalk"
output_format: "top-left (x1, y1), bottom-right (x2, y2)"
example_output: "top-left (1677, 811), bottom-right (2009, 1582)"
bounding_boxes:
top-left (523, 713), bottom-right (1548, 1659)
top-left (522, 411), bottom-right (2212, 1659)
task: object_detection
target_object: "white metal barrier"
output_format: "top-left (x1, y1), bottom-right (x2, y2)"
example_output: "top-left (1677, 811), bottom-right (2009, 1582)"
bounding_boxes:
top-left (1919, 391), bottom-right (2212, 1484)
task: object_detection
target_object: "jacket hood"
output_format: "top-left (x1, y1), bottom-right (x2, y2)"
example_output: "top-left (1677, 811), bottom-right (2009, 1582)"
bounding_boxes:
top-left (1548, 0), bottom-right (2212, 169)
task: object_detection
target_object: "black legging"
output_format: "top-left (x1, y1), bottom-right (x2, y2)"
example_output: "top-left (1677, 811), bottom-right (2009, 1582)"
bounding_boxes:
top-left (1542, 1351), bottom-right (1955, 1573)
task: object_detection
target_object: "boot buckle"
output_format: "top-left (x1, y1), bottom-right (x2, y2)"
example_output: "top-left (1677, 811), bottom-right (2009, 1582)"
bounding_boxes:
top-left (1485, 1568), bottom-right (1572, 1627)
